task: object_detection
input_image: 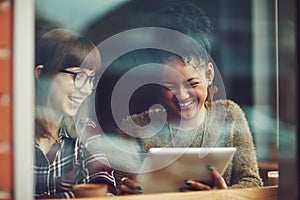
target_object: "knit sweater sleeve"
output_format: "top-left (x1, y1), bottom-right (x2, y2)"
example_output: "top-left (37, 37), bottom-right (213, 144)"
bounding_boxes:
top-left (225, 100), bottom-right (263, 188)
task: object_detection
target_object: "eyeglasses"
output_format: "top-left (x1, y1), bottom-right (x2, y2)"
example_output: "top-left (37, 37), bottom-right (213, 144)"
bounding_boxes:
top-left (60, 69), bottom-right (100, 89)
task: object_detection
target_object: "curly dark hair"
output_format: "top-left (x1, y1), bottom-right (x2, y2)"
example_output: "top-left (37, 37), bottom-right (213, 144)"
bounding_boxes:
top-left (158, 0), bottom-right (213, 54)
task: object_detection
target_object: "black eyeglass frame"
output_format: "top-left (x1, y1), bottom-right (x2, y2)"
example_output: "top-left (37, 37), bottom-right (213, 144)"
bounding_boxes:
top-left (59, 69), bottom-right (99, 89)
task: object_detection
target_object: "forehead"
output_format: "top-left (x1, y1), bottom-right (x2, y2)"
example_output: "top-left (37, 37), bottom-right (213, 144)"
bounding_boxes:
top-left (161, 59), bottom-right (205, 82)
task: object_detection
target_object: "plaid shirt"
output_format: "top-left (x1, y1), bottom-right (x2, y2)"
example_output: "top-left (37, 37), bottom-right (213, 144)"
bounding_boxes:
top-left (34, 120), bottom-right (117, 198)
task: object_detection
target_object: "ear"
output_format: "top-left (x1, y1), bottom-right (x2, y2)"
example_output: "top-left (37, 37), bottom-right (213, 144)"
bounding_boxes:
top-left (206, 62), bottom-right (215, 85)
top-left (35, 65), bottom-right (44, 79)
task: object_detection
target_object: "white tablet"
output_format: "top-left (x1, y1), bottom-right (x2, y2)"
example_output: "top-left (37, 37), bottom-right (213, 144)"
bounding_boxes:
top-left (136, 147), bottom-right (236, 194)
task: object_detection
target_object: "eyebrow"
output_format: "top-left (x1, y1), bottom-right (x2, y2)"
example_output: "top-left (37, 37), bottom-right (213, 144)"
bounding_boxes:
top-left (187, 78), bottom-right (201, 82)
top-left (161, 78), bottom-right (201, 85)
top-left (70, 68), bottom-right (96, 76)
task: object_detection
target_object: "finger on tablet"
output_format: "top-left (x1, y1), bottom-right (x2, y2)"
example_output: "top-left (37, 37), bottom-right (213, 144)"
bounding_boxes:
top-left (121, 177), bottom-right (143, 194)
top-left (120, 184), bottom-right (137, 194)
top-left (184, 180), bottom-right (211, 190)
top-left (208, 166), bottom-right (228, 189)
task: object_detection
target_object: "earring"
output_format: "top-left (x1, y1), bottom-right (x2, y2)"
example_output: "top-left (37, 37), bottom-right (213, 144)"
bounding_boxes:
top-left (207, 84), bottom-right (218, 102)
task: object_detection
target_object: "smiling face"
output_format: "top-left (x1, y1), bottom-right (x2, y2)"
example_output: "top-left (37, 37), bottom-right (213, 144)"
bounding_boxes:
top-left (46, 67), bottom-right (95, 117)
top-left (161, 58), bottom-right (214, 123)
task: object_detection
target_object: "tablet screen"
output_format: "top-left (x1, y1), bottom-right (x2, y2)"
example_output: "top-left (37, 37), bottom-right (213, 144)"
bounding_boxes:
top-left (136, 147), bottom-right (236, 193)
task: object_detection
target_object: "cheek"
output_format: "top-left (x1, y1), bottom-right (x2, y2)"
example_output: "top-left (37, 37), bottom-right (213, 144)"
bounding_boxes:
top-left (193, 86), bottom-right (208, 99)
top-left (48, 79), bottom-right (73, 105)
top-left (49, 85), bottom-right (66, 102)
top-left (51, 80), bottom-right (70, 97)
top-left (161, 90), bottom-right (174, 104)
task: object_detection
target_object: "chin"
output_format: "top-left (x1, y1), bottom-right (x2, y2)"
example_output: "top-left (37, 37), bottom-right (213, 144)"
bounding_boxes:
top-left (64, 109), bottom-right (78, 117)
top-left (180, 114), bottom-right (196, 121)
top-left (179, 109), bottom-right (198, 120)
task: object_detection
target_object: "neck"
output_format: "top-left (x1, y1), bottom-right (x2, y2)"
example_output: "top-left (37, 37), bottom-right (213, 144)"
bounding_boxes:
top-left (167, 108), bottom-right (207, 130)
top-left (36, 105), bottom-right (63, 139)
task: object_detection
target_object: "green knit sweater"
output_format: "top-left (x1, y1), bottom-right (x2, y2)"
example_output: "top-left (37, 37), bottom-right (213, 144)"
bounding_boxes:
top-left (113, 99), bottom-right (263, 190)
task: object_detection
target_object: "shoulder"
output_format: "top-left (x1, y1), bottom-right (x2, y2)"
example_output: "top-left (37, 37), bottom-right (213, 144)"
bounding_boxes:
top-left (119, 108), bottom-right (166, 139)
top-left (208, 99), bottom-right (242, 109)
top-left (122, 108), bottom-right (166, 127)
top-left (206, 99), bottom-right (247, 125)
top-left (207, 99), bottom-right (247, 122)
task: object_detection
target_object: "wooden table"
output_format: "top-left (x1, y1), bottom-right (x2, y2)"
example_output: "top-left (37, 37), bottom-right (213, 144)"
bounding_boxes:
top-left (72, 186), bottom-right (278, 200)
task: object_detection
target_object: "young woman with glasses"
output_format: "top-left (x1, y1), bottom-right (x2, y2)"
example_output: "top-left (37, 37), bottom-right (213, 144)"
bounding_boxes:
top-left (34, 28), bottom-right (117, 198)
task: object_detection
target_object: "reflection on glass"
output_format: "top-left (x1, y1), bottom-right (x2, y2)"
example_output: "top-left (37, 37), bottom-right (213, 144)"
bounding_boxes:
top-left (35, 0), bottom-right (279, 196)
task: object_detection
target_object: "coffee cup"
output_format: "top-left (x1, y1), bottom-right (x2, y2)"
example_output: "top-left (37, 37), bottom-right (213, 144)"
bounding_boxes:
top-left (73, 183), bottom-right (108, 197)
top-left (267, 171), bottom-right (279, 186)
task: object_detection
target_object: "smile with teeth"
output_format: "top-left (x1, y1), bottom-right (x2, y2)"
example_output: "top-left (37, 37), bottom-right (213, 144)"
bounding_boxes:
top-left (69, 97), bottom-right (84, 106)
top-left (177, 99), bottom-right (196, 108)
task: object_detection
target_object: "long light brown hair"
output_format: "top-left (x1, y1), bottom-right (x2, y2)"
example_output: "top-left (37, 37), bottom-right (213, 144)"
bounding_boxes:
top-left (35, 28), bottom-right (100, 139)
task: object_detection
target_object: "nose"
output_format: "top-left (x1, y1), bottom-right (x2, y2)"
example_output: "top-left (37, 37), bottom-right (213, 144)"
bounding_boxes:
top-left (176, 87), bottom-right (190, 100)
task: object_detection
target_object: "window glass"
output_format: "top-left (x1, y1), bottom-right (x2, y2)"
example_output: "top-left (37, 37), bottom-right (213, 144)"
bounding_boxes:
top-left (35, 0), bottom-right (281, 192)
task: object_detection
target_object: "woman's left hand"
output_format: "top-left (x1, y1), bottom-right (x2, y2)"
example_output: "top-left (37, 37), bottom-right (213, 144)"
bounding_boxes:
top-left (181, 166), bottom-right (228, 192)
